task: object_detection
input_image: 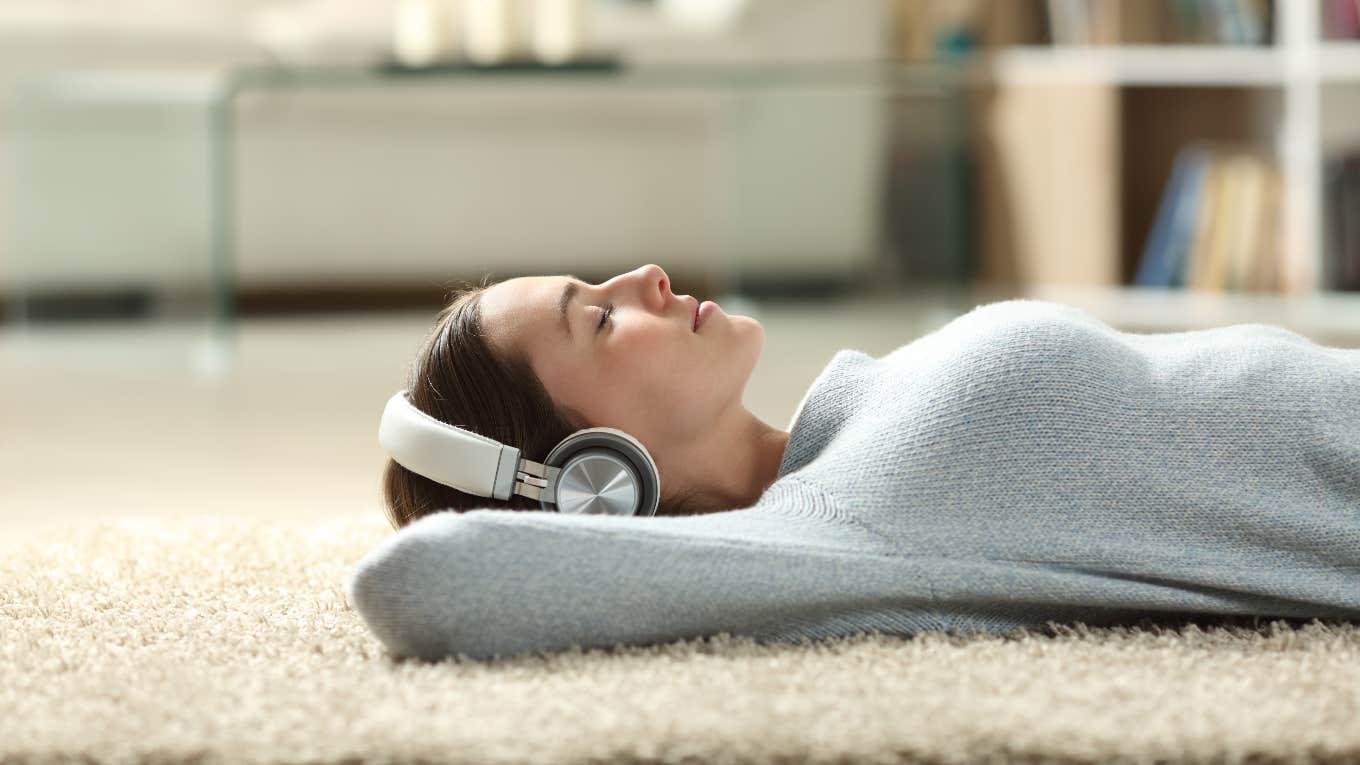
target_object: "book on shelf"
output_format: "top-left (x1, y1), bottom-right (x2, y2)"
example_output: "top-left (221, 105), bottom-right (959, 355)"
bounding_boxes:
top-left (1248, 158), bottom-right (1280, 292)
top-left (1135, 145), bottom-right (1282, 293)
top-left (1043, 0), bottom-right (1272, 45)
top-left (1323, 0), bottom-right (1360, 39)
top-left (1324, 152), bottom-right (1360, 291)
top-left (891, 0), bottom-right (1283, 54)
top-left (973, 81), bottom-right (1120, 288)
top-left (1134, 146), bottom-right (1209, 288)
top-left (1186, 155), bottom-right (1229, 290)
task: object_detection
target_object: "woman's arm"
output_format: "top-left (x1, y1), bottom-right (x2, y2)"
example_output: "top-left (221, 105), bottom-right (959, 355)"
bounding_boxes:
top-left (346, 505), bottom-right (945, 661)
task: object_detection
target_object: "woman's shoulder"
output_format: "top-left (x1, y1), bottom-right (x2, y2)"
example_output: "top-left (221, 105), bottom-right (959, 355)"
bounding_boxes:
top-left (951, 298), bottom-right (1111, 339)
top-left (782, 299), bottom-right (1124, 462)
top-left (967, 298), bottom-right (1120, 351)
top-left (872, 298), bottom-right (1119, 373)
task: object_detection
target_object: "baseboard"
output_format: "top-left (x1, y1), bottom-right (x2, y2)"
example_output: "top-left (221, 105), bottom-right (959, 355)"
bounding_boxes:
top-left (0, 286), bottom-right (156, 323)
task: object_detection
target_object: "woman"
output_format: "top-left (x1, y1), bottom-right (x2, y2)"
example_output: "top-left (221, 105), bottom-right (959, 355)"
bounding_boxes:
top-left (382, 263), bottom-right (787, 524)
top-left (352, 263), bottom-right (1360, 662)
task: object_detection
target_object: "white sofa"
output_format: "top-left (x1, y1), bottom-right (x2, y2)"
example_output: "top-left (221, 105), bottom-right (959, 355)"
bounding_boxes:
top-left (1, 0), bottom-right (893, 300)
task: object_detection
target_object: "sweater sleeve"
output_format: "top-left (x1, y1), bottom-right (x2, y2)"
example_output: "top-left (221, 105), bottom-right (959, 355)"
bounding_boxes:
top-left (346, 498), bottom-right (947, 661)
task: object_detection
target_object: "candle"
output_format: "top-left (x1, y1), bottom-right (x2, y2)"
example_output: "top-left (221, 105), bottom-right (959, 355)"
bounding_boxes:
top-left (392, 0), bottom-right (450, 67)
top-left (464, 0), bottom-right (523, 64)
top-left (532, 0), bottom-right (587, 64)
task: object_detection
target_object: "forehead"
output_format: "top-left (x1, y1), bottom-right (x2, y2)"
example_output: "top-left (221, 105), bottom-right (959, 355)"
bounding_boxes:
top-left (480, 275), bottom-right (565, 356)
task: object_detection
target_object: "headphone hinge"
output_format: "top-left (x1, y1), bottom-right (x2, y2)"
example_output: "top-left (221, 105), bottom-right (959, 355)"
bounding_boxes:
top-left (513, 458), bottom-right (558, 503)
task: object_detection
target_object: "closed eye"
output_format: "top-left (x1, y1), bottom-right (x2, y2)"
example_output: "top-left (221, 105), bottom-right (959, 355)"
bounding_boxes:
top-left (597, 303), bottom-right (614, 331)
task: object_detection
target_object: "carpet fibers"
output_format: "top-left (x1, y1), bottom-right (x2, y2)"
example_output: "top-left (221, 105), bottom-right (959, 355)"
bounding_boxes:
top-left (2, 514), bottom-right (1358, 765)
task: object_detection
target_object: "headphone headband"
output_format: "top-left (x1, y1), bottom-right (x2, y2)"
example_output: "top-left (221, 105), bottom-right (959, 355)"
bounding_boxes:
top-left (378, 390), bottom-right (521, 500)
top-left (378, 390), bottom-right (660, 516)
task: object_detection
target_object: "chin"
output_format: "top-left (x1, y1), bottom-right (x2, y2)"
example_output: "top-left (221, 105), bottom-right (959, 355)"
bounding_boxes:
top-left (734, 315), bottom-right (765, 347)
top-left (725, 312), bottom-right (761, 332)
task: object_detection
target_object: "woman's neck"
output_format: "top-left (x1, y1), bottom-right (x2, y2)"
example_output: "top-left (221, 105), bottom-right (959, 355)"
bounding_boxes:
top-left (662, 408), bottom-right (790, 514)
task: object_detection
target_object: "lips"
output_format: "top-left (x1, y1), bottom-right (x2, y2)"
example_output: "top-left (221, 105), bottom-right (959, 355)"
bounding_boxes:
top-left (689, 296), bottom-right (700, 332)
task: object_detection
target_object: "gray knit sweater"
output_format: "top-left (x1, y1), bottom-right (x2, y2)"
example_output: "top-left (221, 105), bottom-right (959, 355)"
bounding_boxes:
top-left (347, 298), bottom-right (1360, 661)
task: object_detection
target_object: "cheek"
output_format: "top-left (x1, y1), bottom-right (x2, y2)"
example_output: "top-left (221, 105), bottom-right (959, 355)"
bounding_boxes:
top-left (610, 327), bottom-right (688, 395)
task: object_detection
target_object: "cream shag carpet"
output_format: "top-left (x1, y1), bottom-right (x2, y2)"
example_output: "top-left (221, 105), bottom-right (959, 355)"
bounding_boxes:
top-left (2, 513), bottom-right (1358, 765)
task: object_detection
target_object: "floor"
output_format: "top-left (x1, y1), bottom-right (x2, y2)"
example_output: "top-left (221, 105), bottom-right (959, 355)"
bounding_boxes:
top-left (4, 283), bottom-right (1357, 551)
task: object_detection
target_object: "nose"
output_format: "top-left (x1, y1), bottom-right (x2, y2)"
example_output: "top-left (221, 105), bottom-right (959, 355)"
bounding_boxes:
top-left (650, 263), bottom-right (671, 298)
top-left (633, 263), bottom-right (670, 310)
top-left (600, 264), bottom-right (671, 313)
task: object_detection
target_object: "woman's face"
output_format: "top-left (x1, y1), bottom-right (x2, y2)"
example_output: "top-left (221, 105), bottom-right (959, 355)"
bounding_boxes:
top-left (479, 264), bottom-right (765, 449)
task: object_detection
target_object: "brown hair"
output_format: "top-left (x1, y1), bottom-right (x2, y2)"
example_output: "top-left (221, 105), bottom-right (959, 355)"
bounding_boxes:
top-left (381, 277), bottom-right (705, 529)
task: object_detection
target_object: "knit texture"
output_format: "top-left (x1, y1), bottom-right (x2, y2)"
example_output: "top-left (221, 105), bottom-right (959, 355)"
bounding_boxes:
top-left (347, 298), bottom-right (1360, 661)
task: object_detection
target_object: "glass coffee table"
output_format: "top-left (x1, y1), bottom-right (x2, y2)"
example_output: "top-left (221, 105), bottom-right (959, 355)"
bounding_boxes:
top-left (8, 59), bottom-right (970, 372)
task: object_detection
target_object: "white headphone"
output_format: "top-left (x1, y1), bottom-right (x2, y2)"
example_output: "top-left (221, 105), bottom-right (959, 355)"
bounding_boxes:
top-left (378, 390), bottom-right (661, 516)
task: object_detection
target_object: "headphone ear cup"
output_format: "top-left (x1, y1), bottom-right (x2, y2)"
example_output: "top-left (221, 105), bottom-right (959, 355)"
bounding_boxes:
top-left (542, 428), bottom-right (660, 516)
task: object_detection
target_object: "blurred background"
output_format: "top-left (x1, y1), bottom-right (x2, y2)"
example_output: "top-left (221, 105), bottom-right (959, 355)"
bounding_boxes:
top-left (3, 0), bottom-right (1359, 543)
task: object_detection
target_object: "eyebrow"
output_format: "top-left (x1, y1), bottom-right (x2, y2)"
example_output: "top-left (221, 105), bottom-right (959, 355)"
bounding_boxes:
top-left (557, 274), bottom-right (580, 339)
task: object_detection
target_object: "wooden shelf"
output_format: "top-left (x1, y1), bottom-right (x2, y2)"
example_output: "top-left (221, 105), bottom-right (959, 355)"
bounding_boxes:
top-left (974, 45), bottom-right (1286, 87)
top-left (1020, 284), bottom-right (1360, 347)
top-left (1320, 43), bottom-right (1360, 83)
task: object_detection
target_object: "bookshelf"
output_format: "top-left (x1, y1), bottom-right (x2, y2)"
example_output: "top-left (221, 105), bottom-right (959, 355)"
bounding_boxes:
top-left (958, 0), bottom-right (1359, 312)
